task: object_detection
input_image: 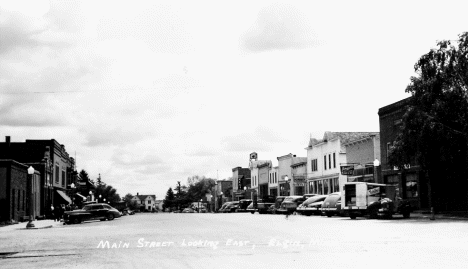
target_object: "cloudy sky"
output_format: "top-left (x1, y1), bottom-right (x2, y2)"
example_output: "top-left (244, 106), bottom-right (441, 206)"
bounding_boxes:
top-left (1, 0), bottom-right (466, 199)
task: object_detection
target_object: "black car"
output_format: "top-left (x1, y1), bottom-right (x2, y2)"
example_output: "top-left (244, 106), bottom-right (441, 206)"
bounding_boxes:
top-left (64, 203), bottom-right (121, 224)
top-left (320, 192), bottom-right (343, 217)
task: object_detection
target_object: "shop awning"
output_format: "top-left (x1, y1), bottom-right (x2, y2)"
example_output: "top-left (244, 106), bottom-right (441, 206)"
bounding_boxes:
top-left (75, 193), bottom-right (86, 199)
top-left (56, 190), bottom-right (72, 204)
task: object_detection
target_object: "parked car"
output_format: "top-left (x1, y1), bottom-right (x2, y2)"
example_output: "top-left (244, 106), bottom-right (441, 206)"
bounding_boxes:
top-left (277, 196), bottom-right (305, 215)
top-left (268, 196), bottom-right (286, 214)
top-left (246, 202), bottom-right (255, 214)
top-left (220, 202), bottom-right (239, 213)
top-left (182, 208), bottom-right (195, 213)
top-left (320, 192), bottom-right (343, 217)
top-left (236, 199), bottom-right (252, 212)
top-left (296, 195), bottom-right (327, 216)
top-left (63, 203), bottom-right (121, 224)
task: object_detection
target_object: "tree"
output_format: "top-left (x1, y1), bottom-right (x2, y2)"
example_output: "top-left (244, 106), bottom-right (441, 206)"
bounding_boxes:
top-left (163, 188), bottom-right (175, 210)
top-left (390, 32), bottom-right (468, 211)
top-left (79, 169), bottom-right (92, 184)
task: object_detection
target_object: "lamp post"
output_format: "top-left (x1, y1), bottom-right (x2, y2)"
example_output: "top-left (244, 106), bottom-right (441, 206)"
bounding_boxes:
top-left (214, 181), bottom-right (218, 212)
top-left (70, 183), bottom-right (76, 207)
top-left (199, 199), bottom-right (202, 213)
top-left (373, 159), bottom-right (381, 183)
top-left (26, 166), bottom-right (35, 228)
top-left (99, 194), bottom-right (102, 203)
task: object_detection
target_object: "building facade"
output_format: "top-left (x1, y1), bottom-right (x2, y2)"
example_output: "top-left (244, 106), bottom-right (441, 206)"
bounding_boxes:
top-left (268, 166), bottom-right (278, 197)
top-left (232, 167), bottom-right (251, 200)
top-left (343, 134), bottom-right (381, 183)
top-left (306, 132), bottom-right (378, 196)
top-left (0, 137), bottom-right (76, 217)
top-left (378, 98), bottom-right (424, 210)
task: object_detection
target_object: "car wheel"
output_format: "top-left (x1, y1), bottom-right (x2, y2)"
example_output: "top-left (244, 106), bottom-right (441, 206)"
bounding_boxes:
top-left (403, 211), bottom-right (410, 218)
top-left (350, 214), bottom-right (357, 220)
top-left (107, 214), bottom-right (115, 221)
top-left (72, 218), bottom-right (80, 224)
top-left (326, 213), bottom-right (332, 218)
top-left (251, 211), bottom-right (254, 214)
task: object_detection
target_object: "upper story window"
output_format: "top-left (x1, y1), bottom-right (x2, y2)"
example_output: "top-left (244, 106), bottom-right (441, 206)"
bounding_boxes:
top-left (328, 154), bottom-right (331, 169)
top-left (311, 159), bottom-right (318, 172)
top-left (333, 153), bottom-right (336, 168)
top-left (55, 165), bottom-right (60, 183)
top-left (324, 155), bottom-right (327, 170)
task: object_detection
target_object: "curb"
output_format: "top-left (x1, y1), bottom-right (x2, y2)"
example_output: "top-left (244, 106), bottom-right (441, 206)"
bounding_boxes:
top-left (17, 225), bottom-right (53, 230)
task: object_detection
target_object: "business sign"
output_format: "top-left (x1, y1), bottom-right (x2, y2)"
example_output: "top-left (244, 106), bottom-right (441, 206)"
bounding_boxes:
top-left (340, 165), bottom-right (354, 176)
top-left (367, 187), bottom-right (380, 195)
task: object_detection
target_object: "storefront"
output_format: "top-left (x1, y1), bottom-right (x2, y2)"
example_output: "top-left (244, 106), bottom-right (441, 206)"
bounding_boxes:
top-left (307, 176), bottom-right (340, 195)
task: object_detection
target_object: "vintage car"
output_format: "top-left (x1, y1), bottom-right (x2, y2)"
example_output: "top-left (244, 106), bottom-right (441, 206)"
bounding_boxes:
top-left (296, 195), bottom-right (327, 216)
top-left (63, 203), bottom-right (121, 224)
top-left (219, 202), bottom-right (239, 213)
top-left (343, 182), bottom-right (411, 219)
top-left (182, 208), bottom-right (197, 213)
top-left (320, 192), bottom-right (343, 217)
top-left (268, 196), bottom-right (286, 214)
top-left (236, 199), bottom-right (252, 212)
top-left (277, 196), bottom-right (305, 215)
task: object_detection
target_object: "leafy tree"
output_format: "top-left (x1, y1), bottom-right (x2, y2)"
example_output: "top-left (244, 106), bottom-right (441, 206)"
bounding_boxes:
top-left (390, 32), bottom-right (468, 211)
top-left (163, 188), bottom-right (175, 210)
top-left (95, 183), bottom-right (121, 204)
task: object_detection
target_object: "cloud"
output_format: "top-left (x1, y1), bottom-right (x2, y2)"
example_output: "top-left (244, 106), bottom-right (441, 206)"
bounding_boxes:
top-left (241, 3), bottom-right (320, 52)
top-left (221, 126), bottom-right (288, 152)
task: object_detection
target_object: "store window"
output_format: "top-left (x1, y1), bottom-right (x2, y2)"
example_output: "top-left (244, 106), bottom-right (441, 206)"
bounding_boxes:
top-left (317, 180), bottom-right (323, 194)
top-left (323, 179), bottom-right (329, 194)
top-left (406, 174), bottom-right (418, 198)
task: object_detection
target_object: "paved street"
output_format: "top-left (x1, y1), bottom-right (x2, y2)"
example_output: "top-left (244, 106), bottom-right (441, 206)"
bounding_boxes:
top-left (1, 213), bottom-right (468, 269)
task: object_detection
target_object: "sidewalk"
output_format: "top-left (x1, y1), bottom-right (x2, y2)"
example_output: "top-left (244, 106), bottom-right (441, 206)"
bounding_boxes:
top-left (0, 219), bottom-right (63, 232)
top-left (411, 211), bottom-right (468, 220)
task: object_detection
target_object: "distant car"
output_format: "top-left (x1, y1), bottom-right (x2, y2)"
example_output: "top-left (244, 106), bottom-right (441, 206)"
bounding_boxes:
top-left (277, 196), bottom-right (305, 215)
top-left (220, 202), bottom-right (239, 213)
top-left (63, 203), bottom-right (121, 224)
top-left (321, 192), bottom-right (343, 217)
top-left (182, 208), bottom-right (195, 213)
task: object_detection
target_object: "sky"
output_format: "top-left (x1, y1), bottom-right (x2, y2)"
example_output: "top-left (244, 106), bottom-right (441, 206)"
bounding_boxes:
top-left (1, 0), bottom-right (467, 200)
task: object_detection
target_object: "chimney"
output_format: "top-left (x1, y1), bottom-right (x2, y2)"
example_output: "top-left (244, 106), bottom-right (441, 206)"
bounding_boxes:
top-left (137, 192), bottom-right (139, 196)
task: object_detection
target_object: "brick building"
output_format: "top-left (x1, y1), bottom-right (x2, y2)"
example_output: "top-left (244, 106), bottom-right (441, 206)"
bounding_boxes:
top-left (378, 98), bottom-right (426, 210)
top-left (0, 160), bottom-right (40, 223)
top-left (0, 136), bottom-right (76, 217)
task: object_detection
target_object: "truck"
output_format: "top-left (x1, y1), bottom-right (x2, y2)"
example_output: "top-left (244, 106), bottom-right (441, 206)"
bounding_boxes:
top-left (343, 182), bottom-right (411, 219)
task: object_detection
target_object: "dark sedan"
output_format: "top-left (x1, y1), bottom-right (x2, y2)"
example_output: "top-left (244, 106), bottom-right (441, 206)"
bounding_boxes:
top-left (64, 203), bottom-right (121, 224)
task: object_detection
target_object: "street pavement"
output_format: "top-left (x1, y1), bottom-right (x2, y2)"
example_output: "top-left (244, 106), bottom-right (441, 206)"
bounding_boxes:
top-left (1, 212), bottom-right (468, 269)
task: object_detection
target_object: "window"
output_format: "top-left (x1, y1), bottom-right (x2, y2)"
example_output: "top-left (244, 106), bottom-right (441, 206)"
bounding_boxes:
top-left (62, 170), bottom-right (66, 186)
top-left (317, 180), bottom-right (323, 194)
top-left (332, 178), bottom-right (339, 192)
top-left (148, 200), bottom-right (151, 204)
top-left (333, 153), bottom-right (336, 168)
top-left (311, 159), bottom-right (318, 172)
top-left (324, 156), bottom-right (327, 170)
top-left (55, 165), bottom-right (60, 183)
top-left (387, 142), bottom-right (392, 158)
top-left (329, 154), bottom-right (331, 169)
top-left (324, 179), bottom-right (329, 194)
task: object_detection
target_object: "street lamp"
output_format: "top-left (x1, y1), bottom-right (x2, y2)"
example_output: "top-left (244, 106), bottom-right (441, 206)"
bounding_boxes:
top-left (214, 181), bottom-right (218, 213)
top-left (26, 166), bottom-right (35, 228)
top-left (373, 159), bottom-right (381, 183)
top-left (70, 183), bottom-right (76, 207)
top-left (99, 194), bottom-right (102, 203)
